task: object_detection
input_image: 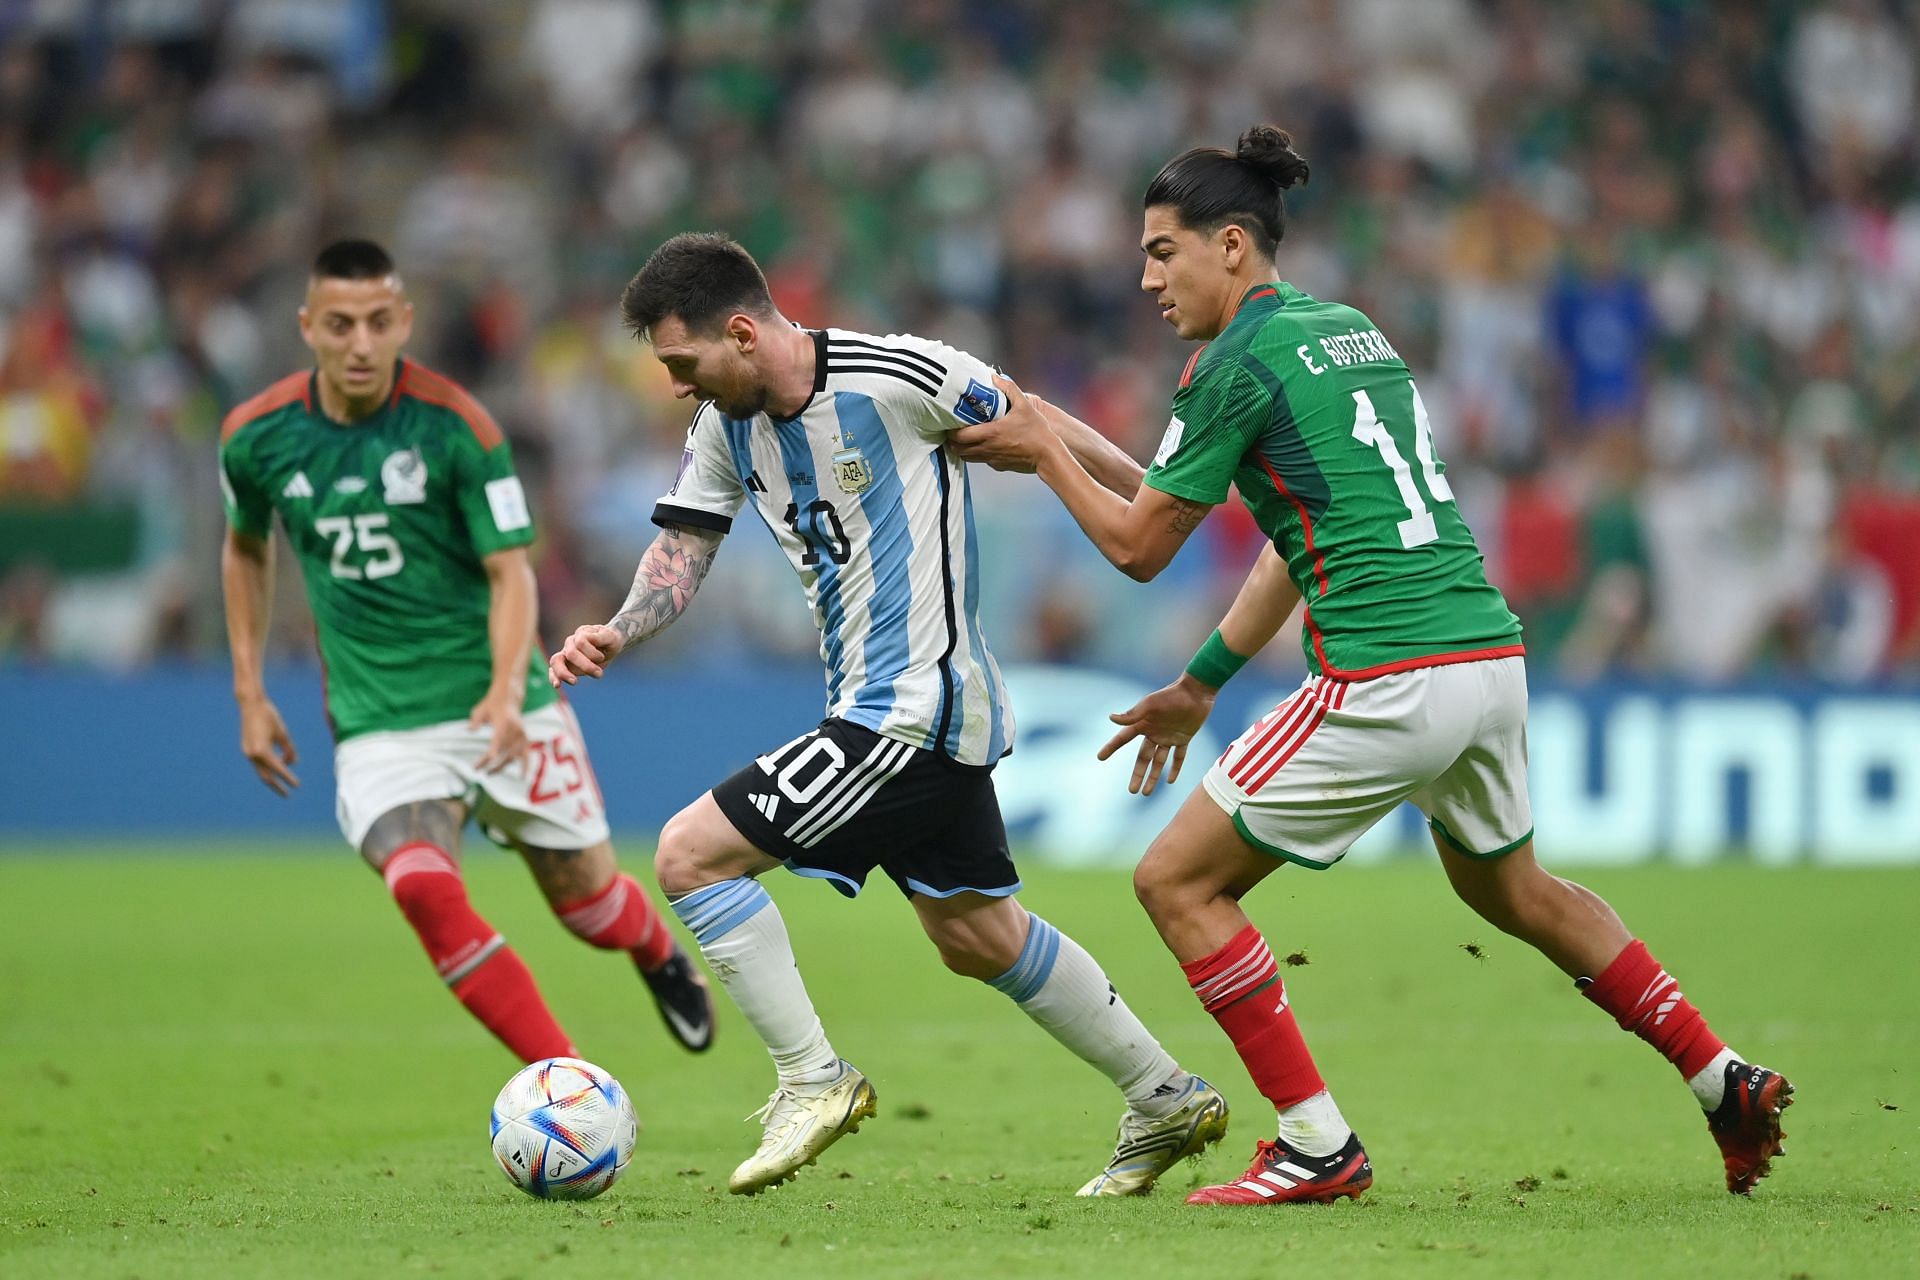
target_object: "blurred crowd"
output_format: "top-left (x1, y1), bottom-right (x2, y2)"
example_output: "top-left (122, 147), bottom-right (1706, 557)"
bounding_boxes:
top-left (2, 0), bottom-right (1918, 683)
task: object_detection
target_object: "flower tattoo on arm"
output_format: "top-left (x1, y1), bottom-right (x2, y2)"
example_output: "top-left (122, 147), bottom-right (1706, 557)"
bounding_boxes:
top-left (608, 526), bottom-right (722, 648)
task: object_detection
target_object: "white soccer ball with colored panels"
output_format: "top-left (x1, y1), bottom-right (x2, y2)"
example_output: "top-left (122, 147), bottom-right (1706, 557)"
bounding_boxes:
top-left (490, 1057), bottom-right (639, 1200)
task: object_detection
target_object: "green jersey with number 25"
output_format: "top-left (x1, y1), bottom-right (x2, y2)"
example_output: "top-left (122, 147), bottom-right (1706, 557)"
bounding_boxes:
top-left (1145, 282), bottom-right (1523, 680)
top-left (219, 358), bottom-right (555, 740)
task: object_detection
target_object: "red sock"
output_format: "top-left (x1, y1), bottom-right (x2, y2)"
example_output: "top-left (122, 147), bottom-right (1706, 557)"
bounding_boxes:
top-left (1580, 939), bottom-right (1725, 1079)
top-left (1182, 924), bottom-right (1326, 1109)
top-left (555, 873), bottom-right (675, 971)
top-left (383, 842), bottom-right (575, 1063)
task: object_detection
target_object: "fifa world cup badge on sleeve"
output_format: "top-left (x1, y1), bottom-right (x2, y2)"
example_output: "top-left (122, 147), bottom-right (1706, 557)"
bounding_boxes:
top-left (954, 377), bottom-right (1000, 425)
top-left (485, 477), bottom-right (532, 531)
top-left (1153, 415), bottom-right (1186, 466)
top-left (382, 448), bottom-right (428, 503)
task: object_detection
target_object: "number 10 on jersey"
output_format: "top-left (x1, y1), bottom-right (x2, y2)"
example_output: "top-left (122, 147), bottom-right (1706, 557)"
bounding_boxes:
top-left (783, 499), bottom-right (851, 566)
top-left (1349, 387), bottom-right (1454, 549)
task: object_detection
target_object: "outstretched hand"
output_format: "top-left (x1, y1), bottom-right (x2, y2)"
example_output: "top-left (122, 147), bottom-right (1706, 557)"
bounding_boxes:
top-left (1098, 675), bottom-right (1218, 795)
top-left (949, 374), bottom-right (1055, 473)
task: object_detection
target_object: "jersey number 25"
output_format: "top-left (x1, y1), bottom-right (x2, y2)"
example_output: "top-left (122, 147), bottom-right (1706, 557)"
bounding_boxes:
top-left (314, 513), bottom-right (406, 579)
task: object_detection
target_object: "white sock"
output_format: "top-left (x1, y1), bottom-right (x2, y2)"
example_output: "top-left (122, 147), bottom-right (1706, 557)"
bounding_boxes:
top-left (670, 879), bottom-right (838, 1085)
top-left (1688, 1046), bottom-right (1740, 1111)
top-left (1277, 1089), bottom-right (1351, 1158)
top-left (988, 912), bottom-right (1187, 1115)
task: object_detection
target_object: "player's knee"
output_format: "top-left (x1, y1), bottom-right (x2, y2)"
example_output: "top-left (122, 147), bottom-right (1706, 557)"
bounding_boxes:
top-left (652, 835), bottom-right (700, 898)
top-left (933, 935), bottom-right (1012, 981)
top-left (1452, 869), bottom-right (1514, 922)
top-left (1132, 852), bottom-right (1191, 925)
top-left (1456, 864), bottom-right (1554, 937)
top-left (919, 914), bottom-right (1016, 980)
top-left (935, 943), bottom-right (988, 979)
top-left (653, 805), bottom-right (731, 897)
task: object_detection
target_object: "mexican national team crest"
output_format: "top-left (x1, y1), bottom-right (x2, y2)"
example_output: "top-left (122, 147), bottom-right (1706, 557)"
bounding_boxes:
top-left (381, 448), bottom-right (428, 504)
top-left (831, 444), bottom-right (873, 495)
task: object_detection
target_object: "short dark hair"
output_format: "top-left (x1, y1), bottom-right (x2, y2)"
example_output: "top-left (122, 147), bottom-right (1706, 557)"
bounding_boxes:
top-left (620, 232), bottom-right (774, 339)
top-left (311, 239), bottom-right (398, 280)
top-left (1143, 125), bottom-right (1311, 259)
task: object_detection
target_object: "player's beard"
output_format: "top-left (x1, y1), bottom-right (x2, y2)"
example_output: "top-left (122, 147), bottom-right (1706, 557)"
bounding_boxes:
top-left (715, 384), bottom-right (770, 419)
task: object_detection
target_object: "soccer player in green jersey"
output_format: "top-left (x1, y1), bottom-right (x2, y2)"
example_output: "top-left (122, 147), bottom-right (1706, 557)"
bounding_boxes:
top-left (952, 127), bottom-right (1791, 1203)
top-left (219, 240), bottom-right (713, 1065)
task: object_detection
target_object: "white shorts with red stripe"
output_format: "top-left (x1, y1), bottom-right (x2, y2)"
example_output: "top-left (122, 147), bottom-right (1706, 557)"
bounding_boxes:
top-left (334, 702), bottom-right (611, 851)
top-left (1202, 656), bottom-right (1532, 868)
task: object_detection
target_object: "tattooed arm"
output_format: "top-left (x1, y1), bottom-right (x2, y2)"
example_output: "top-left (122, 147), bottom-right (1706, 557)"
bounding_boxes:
top-left (547, 524), bottom-right (723, 687)
top-left (608, 524), bottom-right (723, 648)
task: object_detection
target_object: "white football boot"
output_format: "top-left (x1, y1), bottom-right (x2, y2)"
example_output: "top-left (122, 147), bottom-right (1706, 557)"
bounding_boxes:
top-left (728, 1060), bottom-right (878, 1194)
top-left (1076, 1075), bottom-right (1230, 1196)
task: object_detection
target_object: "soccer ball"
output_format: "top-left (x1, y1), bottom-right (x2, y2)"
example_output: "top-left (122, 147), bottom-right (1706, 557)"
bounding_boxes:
top-left (489, 1057), bottom-right (639, 1200)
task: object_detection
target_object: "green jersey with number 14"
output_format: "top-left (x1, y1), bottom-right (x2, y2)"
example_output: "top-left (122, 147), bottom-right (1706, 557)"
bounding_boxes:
top-left (219, 358), bottom-right (555, 740)
top-left (1145, 282), bottom-right (1522, 679)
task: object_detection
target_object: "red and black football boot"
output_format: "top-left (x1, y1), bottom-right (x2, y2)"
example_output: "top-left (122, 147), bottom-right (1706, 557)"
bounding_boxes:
top-left (1707, 1061), bottom-right (1793, 1194)
top-left (1185, 1132), bottom-right (1372, 1206)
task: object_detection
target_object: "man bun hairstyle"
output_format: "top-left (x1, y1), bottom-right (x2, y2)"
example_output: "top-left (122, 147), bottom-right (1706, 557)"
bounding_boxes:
top-left (621, 232), bottom-right (776, 339)
top-left (1235, 124), bottom-right (1311, 191)
top-left (1143, 125), bottom-right (1311, 259)
top-left (312, 239), bottom-right (398, 281)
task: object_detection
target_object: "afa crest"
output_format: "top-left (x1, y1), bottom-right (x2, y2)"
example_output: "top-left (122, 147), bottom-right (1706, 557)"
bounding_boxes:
top-left (831, 445), bottom-right (873, 495)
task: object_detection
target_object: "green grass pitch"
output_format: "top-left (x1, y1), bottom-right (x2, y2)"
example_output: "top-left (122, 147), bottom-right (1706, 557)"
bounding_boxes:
top-left (2, 846), bottom-right (1915, 1278)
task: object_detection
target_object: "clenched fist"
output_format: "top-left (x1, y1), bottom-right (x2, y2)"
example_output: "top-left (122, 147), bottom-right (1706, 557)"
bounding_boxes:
top-left (548, 624), bottom-right (626, 687)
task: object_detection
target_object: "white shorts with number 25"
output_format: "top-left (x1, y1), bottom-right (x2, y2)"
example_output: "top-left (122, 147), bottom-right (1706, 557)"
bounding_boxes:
top-left (1203, 656), bottom-right (1532, 869)
top-left (334, 701), bottom-right (610, 851)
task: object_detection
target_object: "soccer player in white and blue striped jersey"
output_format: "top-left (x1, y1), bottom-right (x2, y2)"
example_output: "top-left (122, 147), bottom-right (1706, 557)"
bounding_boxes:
top-left (549, 233), bottom-right (1226, 1198)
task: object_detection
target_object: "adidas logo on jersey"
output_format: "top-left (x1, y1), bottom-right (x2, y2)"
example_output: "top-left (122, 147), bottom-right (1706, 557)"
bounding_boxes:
top-left (748, 792), bottom-right (781, 820)
top-left (282, 472), bottom-right (314, 499)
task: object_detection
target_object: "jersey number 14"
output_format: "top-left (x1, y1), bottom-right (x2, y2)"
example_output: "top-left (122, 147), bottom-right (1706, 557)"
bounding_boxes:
top-left (1349, 386), bottom-right (1454, 549)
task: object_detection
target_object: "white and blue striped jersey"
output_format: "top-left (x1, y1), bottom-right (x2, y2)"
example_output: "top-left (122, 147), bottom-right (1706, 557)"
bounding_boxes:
top-left (652, 328), bottom-right (1015, 767)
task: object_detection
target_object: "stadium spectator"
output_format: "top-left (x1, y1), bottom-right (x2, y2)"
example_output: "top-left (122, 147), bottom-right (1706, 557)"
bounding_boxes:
top-left (0, 0), bottom-right (1913, 678)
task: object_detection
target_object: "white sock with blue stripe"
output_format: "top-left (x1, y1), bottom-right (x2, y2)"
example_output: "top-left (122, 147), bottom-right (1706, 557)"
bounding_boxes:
top-left (989, 912), bottom-right (1188, 1116)
top-left (670, 878), bottom-right (839, 1086)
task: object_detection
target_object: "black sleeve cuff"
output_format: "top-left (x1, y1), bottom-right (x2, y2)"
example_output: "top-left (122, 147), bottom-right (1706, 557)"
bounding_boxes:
top-left (651, 503), bottom-right (734, 534)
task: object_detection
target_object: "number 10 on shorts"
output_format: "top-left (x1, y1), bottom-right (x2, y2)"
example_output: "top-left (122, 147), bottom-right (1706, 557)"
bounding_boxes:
top-left (756, 731), bottom-right (849, 805)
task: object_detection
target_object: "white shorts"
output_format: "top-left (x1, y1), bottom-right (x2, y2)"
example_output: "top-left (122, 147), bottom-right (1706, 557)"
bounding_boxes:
top-left (334, 702), bottom-right (611, 852)
top-left (1203, 656), bottom-right (1532, 869)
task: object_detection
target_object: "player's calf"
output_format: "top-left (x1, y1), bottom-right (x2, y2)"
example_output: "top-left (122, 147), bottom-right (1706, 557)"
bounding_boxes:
top-left (554, 869), bottom-right (714, 1052)
top-left (380, 840), bottom-right (574, 1062)
top-left (1578, 940), bottom-right (1796, 1195)
top-left (555, 870), bottom-right (675, 968)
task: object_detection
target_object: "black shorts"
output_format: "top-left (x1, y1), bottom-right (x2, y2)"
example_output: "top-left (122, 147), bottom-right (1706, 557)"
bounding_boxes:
top-left (711, 718), bottom-right (1019, 900)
